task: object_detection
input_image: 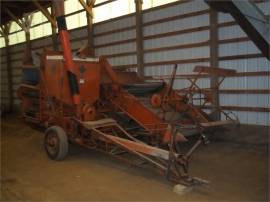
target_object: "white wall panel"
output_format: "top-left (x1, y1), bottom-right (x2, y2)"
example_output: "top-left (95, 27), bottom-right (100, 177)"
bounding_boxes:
top-left (219, 58), bottom-right (270, 72)
top-left (144, 30), bottom-right (209, 49)
top-left (221, 76), bottom-right (269, 89)
top-left (218, 25), bottom-right (247, 40)
top-left (94, 16), bottom-right (135, 35)
top-left (94, 29), bottom-right (135, 46)
top-left (95, 42), bottom-right (136, 56)
top-left (144, 46), bottom-right (209, 63)
top-left (70, 28), bottom-right (88, 40)
top-left (31, 36), bottom-right (52, 49)
top-left (222, 111), bottom-right (269, 126)
top-left (143, 1), bottom-right (208, 23)
top-left (144, 14), bottom-right (209, 36)
top-left (220, 94), bottom-right (269, 108)
top-left (108, 54), bottom-right (137, 66)
top-left (219, 41), bottom-right (260, 56)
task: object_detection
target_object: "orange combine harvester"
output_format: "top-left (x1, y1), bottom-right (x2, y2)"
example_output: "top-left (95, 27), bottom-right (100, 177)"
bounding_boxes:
top-left (18, 0), bottom-right (238, 187)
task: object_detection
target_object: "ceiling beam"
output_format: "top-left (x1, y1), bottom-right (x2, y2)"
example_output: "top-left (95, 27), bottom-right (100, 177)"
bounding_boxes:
top-left (5, 7), bottom-right (24, 30)
top-left (32, 0), bottom-right (57, 27)
top-left (78, 0), bottom-right (94, 17)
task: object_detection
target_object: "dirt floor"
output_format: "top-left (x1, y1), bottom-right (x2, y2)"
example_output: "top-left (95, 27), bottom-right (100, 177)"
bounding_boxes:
top-left (1, 114), bottom-right (269, 201)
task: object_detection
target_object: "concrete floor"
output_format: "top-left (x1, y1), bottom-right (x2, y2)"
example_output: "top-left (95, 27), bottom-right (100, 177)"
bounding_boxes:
top-left (1, 115), bottom-right (269, 201)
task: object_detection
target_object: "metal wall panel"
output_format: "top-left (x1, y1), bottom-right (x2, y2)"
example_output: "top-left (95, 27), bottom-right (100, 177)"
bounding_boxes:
top-left (144, 46), bottom-right (209, 62)
top-left (31, 36), bottom-right (52, 49)
top-left (144, 30), bottom-right (209, 49)
top-left (94, 15), bottom-right (135, 35)
top-left (217, 1), bottom-right (270, 125)
top-left (218, 25), bottom-right (247, 40)
top-left (95, 42), bottom-right (136, 55)
top-left (70, 28), bottom-right (88, 40)
top-left (143, 14), bottom-right (209, 36)
top-left (219, 41), bottom-right (260, 56)
top-left (108, 55), bottom-right (137, 66)
top-left (143, 0), bottom-right (208, 23)
top-left (143, 0), bottom-right (210, 92)
top-left (219, 58), bottom-right (270, 73)
top-left (94, 29), bottom-right (135, 46)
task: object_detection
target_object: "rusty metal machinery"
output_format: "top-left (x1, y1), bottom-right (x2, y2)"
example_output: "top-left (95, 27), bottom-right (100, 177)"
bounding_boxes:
top-left (17, 0), bottom-right (239, 188)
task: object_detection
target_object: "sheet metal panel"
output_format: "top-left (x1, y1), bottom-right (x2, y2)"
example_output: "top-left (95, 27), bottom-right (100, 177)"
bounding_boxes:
top-left (144, 46), bottom-right (209, 63)
top-left (143, 1), bottom-right (208, 23)
top-left (108, 54), bottom-right (137, 66)
top-left (94, 15), bottom-right (135, 35)
top-left (94, 29), bottom-right (135, 46)
top-left (1, 54), bottom-right (7, 64)
top-left (31, 36), bottom-right (52, 49)
top-left (219, 58), bottom-right (270, 73)
top-left (220, 94), bottom-right (269, 108)
top-left (95, 42), bottom-right (136, 56)
top-left (221, 111), bottom-right (269, 126)
top-left (143, 14), bottom-right (209, 37)
top-left (70, 27), bottom-right (88, 40)
top-left (9, 43), bottom-right (25, 53)
top-left (221, 76), bottom-right (269, 90)
top-left (144, 30), bottom-right (209, 49)
top-left (218, 25), bottom-right (247, 40)
top-left (71, 39), bottom-right (88, 50)
top-left (219, 41), bottom-right (260, 57)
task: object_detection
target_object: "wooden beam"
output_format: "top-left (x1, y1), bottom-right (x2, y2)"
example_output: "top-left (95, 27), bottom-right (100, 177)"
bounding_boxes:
top-left (32, 0), bottom-right (57, 27)
top-left (135, 0), bottom-right (144, 77)
top-left (21, 14), bottom-right (33, 65)
top-left (79, 0), bottom-right (94, 17)
top-left (209, 8), bottom-right (220, 120)
top-left (85, 0), bottom-right (95, 52)
top-left (50, 6), bottom-right (58, 51)
top-left (1, 23), bottom-right (13, 112)
top-left (5, 8), bottom-right (24, 30)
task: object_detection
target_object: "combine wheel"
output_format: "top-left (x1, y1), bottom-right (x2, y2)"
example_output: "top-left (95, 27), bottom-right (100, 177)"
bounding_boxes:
top-left (44, 126), bottom-right (68, 160)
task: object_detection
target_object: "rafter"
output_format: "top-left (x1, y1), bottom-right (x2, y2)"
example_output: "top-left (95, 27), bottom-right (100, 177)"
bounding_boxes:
top-left (5, 7), bottom-right (24, 30)
top-left (79, 0), bottom-right (94, 17)
top-left (32, 0), bottom-right (57, 27)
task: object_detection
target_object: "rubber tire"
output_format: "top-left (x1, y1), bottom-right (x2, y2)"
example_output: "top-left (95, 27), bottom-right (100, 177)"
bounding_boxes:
top-left (44, 126), bottom-right (68, 161)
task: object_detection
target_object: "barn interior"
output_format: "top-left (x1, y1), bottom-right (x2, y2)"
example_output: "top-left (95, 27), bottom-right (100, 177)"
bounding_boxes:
top-left (0, 0), bottom-right (269, 201)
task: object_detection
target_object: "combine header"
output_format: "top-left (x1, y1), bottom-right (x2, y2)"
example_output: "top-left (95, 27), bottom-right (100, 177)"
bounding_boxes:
top-left (18, 0), bottom-right (238, 187)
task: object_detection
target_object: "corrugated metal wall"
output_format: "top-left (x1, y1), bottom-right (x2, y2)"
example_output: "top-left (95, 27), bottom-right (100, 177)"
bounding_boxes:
top-left (143, 0), bottom-right (210, 91)
top-left (0, 47), bottom-right (8, 111)
top-left (0, 0), bottom-right (269, 125)
top-left (94, 14), bottom-right (137, 67)
top-left (218, 0), bottom-right (270, 125)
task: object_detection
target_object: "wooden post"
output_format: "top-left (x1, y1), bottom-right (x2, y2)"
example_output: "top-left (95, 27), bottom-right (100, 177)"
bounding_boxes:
top-left (78, 0), bottom-right (95, 54)
top-left (1, 24), bottom-right (13, 112)
top-left (86, 0), bottom-right (94, 53)
top-left (135, 0), bottom-right (144, 78)
top-left (51, 6), bottom-right (59, 51)
top-left (209, 8), bottom-right (220, 120)
top-left (23, 15), bottom-right (33, 65)
top-left (6, 8), bottom-right (33, 64)
top-left (32, 0), bottom-right (58, 51)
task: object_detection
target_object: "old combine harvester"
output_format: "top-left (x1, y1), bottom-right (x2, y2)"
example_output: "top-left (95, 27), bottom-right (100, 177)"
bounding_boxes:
top-left (18, 0), bottom-right (238, 187)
